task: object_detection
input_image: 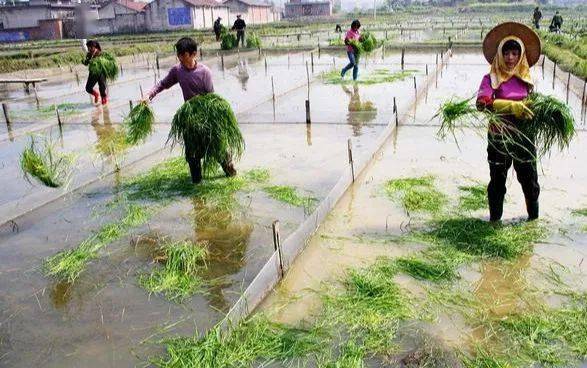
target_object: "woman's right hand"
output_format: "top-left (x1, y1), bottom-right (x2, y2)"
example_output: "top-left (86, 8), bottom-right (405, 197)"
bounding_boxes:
top-left (493, 99), bottom-right (534, 120)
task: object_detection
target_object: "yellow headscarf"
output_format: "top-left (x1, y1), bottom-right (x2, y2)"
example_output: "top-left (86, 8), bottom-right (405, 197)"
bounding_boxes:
top-left (490, 35), bottom-right (533, 90)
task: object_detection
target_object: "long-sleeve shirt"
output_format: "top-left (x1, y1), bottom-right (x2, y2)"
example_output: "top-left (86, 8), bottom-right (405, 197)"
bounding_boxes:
top-left (82, 50), bottom-right (100, 66)
top-left (477, 73), bottom-right (529, 104)
top-left (148, 63), bottom-right (214, 102)
top-left (232, 18), bottom-right (246, 31)
top-left (344, 29), bottom-right (360, 53)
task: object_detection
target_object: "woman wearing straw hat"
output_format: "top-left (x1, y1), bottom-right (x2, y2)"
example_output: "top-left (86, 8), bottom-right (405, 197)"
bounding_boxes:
top-left (476, 22), bottom-right (541, 222)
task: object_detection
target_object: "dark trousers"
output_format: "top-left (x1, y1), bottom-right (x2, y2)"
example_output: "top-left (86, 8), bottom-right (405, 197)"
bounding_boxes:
top-left (85, 73), bottom-right (107, 98)
top-left (184, 134), bottom-right (235, 183)
top-left (214, 31), bottom-right (221, 41)
top-left (236, 30), bottom-right (245, 47)
top-left (487, 132), bottom-right (540, 221)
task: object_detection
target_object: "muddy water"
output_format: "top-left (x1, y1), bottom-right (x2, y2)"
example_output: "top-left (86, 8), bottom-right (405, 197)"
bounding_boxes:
top-left (0, 121), bottom-right (383, 367)
top-left (259, 50), bottom-right (587, 356)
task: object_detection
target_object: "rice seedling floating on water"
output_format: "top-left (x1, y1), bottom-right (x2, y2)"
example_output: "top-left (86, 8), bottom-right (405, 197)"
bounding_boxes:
top-left (322, 69), bottom-right (416, 85)
top-left (139, 240), bottom-right (208, 301)
top-left (124, 102), bottom-right (155, 145)
top-left (384, 176), bottom-right (447, 215)
top-left (20, 136), bottom-right (74, 188)
top-left (458, 184), bottom-right (487, 212)
top-left (169, 93), bottom-right (245, 175)
top-left (88, 52), bottom-right (118, 82)
top-left (264, 185), bottom-right (317, 208)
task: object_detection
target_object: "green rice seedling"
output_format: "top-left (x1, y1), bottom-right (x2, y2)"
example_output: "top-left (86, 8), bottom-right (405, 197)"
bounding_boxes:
top-left (412, 217), bottom-right (547, 260)
top-left (124, 102), bottom-right (155, 145)
top-left (245, 32), bottom-right (262, 48)
top-left (328, 38), bottom-right (345, 46)
top-left (169, 93), bottom-right (244, 175)
top-left (461, 346), bottom-right (516, 368)
top-left (436, 94), bottom-right (575, 157)
top-left (94, 126), bottom-right (129, 170)
top-left (45, 203), bottom-right (152, 282)
top-left (322, 259), bottom-right (412, 353)
top-left (572, 208), bottom-right (587, 217)
top-left (264, 185), bottom-right (317, 208)
top-left (384, 176), bottom-right (447, 215)
top-left (221, 32), bottom-right (237, 50)
top-left (20, 136), bottom-right (74, 188)
top-left (244, 168), bottom-right (270, 183)
top-left (523, 93), bottom-right (576, 154)
top-left (320, 340), bottom-right (365, 368)
top-left (360, 31), bottom-right (378, 53)
top-left (153, 315), bottom-right (327, 367)
top-left (395, 257), bottom-right (458, 282)
top-left (458, 184), bottom-right (487, 211)
top-left (88, 52), bottom-right (118, 81)
top-left (139, 240), bottom-right (208, 301)
top-left (491, 293), bottom-right (587, 367)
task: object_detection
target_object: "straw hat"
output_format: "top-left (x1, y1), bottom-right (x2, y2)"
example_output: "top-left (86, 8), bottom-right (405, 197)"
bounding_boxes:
top-left (483, 22), bottom-right (541, 66)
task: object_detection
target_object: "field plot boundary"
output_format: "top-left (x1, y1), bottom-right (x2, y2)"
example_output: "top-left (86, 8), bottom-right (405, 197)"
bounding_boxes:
top-left (220, 49), bottom-right (444, 330)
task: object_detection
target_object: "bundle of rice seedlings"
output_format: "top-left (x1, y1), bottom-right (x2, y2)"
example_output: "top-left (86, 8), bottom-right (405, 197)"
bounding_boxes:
top-left (221, 33), bottom-right (237, 50)
top-left (20, 136), bottom-right (74, 188)
top-left (124, 102), bottom-right (155, 145)
top-left (523, 93), bottom-right (575, 153)
top-left (169, 93), bottom-right (245, 174)
top-left (246, 33), bottom-right (262, 48)
top-left (435, 93), bottom-right (575, 157)
top-left (350, 31), bottom-right (378, 60)
top-left (88, 52), bottom-right (118, 82)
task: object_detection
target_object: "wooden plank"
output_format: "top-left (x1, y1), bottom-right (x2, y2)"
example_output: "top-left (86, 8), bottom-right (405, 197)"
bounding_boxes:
top-left (0, 78), bottom-right (48, 83)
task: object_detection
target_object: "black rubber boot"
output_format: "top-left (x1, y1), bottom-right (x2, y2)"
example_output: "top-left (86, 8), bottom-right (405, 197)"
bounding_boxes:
top-left (187, 158), bottom-right (202, 184)
top-left (489, 198), bottom-right (504, 222)
top-left (221, 161), bottom-right (237, 177)
top-left (526, 200), bottom-right (539, 221)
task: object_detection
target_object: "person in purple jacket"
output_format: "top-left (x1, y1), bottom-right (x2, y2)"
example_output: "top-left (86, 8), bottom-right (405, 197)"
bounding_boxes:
top-left (145, 37), bottom-right (237, 184)
top-left (476, 22), bottom-right (541, 222)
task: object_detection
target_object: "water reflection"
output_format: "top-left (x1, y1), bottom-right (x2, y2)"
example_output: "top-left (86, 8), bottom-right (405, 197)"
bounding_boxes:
top-left (236, 59), bottom-right (250, 91)
top-left (190, 196), bottom-right (253, 311)
top-left (342, 84), bottom-right (377, 136)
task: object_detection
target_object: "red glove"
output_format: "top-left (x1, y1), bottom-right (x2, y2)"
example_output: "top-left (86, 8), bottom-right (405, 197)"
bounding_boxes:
top-left (476, 95), bottom-right (493, 111)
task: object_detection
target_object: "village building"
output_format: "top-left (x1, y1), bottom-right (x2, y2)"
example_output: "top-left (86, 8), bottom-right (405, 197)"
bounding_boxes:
top-left (283, 0), bottom-right (331, 18)
top-left (93, 0), bottom-right (147, 34)
top-left (144, 0), bottom-right (230, 31)
top-left (222, 0), bottom-right (280, 24)
top-left (0, 2), bottom-right (76, 41)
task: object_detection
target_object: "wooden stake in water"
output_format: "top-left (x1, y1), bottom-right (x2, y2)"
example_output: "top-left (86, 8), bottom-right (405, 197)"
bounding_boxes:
top-left (552, 61), bottom-right (557, 89)
top-left (2, 103), bottom-right (10, 125)
top-left (393, 97), bottom-right (398, 126)
top-left (413, 76), bottom-right (417, 94)
top-left (305, 100), bottom-right (311, 124)
top-left (156, 53), bottom-right (160, 70)
top-left (272, 220), bottom-right (284, 278)
top-left (139, 85), bottom-right (144, 99)
top-left (436, 53), bottom-right (439, 65)
top-left (566, 72), bottom-right (571, 104)
top-left (333, 57), bottom-right (336, 67)
top-left (401, 48), bottom-right (405, 70)
top-left (348, 138), bottom-right (354, 182)
top-left (311, 52), bottom-right (314, 73)
top-left (425, 64), bottom-right (428, 76)
top-left (129, 100), bottom-right (134, 111)
top-left (271, 76), bottom-right (275, 101)
top-left (55, 105), bottom-right (62, 126)
top-left (306, 62), bottom-right (310, 100)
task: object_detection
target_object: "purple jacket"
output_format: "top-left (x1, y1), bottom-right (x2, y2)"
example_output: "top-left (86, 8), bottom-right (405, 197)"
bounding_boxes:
top-left (149, 63), bottom-right (214, 101)
top-left (477, 74), bottom-right (530, 102)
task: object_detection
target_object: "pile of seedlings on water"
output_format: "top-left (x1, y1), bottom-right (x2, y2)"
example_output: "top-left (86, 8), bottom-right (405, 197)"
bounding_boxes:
top-left (45, 157), bottom-right (271, 283)
top-left (124, 102), bottom-right (155, 145)
top-left (458, 184), bottom-right (487, 211)
top-left (20, 136), bottom-right (74, 188)
top-left (153, 315), bottom-right (327, 368)
top-left (263, 185), bottom-right (317, 210)
top-left (411, 216), bottom-right (547, 260)
top-left (94, 125), bottom-right (129, 170)
top-left (384, 176), bottom-right (447, 215)
top-left (322, 69), bottom-right (416, 85)
top-left (170, 93), bottom-right (244, 176)
top-left (139, 240), bottom-right (208, 301)
top-left (435, 93), bottom-right (576, 158)
top-left (348, 99), bottom-right (376, 112)
top-left (45, 202), bottom-right (152, 282)
top-left (88, 52), bottom-right (118, 81)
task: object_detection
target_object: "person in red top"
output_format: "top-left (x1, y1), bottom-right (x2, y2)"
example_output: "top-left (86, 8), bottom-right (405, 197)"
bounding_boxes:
top-left (341, 20), bottom-right (361, 81)
top-left (476, 22), bottom-right (541, 222)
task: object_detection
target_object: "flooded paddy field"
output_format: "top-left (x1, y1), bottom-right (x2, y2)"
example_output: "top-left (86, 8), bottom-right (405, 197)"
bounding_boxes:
top-left (0, 19), bottom-right (586, 366)
top-left (0, 47), bottom-right (440, 367)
